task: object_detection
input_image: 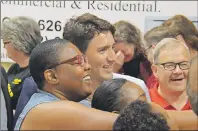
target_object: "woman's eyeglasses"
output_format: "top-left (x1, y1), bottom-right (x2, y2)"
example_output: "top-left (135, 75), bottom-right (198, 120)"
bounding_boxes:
top-left (47, 55), bottom-right (88, 69)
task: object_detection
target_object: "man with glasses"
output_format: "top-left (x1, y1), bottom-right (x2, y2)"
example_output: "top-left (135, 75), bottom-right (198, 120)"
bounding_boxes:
top-left (149, 38), bottom-right (192, 110)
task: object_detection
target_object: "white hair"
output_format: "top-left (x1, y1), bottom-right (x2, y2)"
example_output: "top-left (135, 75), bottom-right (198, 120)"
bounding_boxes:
top-left (153, 38), bottom-right (190, 64)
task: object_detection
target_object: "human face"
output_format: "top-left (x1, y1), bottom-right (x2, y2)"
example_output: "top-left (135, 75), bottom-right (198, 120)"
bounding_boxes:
top-left (152, 46), bottom-right (191, 93)
top-left (86, 32), bottom-right (116, 82)
top-left (150, 102), bottom-right (179, 130)
top-left (114, 42), bottom-right (135, 62)
top-left (3, 40), bottom-right (18, 61)
top-left (48, 43), bottom-right (92, 101)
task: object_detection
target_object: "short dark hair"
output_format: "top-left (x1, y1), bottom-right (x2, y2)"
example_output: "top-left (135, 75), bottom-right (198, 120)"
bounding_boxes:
top-left (114, 20), bottom-right (145, 58)
top-left (92, 78), bottom-right (127, 112)
top-left (63, 13), bottom-right (115, 53)
top-left (162, 15), bottom-right (198, 51)
top-left (113, 100), bottom-right (170, 131)
top-left (144, 25), bottom-right (182, 49)
top-left (29, 39), bottom-right (69, 89)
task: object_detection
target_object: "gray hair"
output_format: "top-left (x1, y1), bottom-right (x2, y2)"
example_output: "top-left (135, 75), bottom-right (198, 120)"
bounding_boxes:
top-left (1, 16), bottom-right (42, 55)
top-left (153, 38), bottom-right (190, 64)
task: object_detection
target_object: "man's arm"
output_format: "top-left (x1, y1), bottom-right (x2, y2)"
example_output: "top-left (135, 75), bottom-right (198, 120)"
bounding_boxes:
top-left (167, 110), bottom-right (198, 130)
top-left (21, 101), bottom-right (118, 130)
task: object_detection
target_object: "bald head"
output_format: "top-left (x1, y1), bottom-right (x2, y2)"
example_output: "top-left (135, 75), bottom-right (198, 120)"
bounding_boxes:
top-left (153, 38), bottom-right (190, 64)
top-left (187, 56), bottom-right (198, 115)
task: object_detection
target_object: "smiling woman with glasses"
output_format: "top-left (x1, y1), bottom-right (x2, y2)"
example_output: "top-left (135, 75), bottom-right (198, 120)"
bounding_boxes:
top-left (14, 38), bottom-right (120, 130)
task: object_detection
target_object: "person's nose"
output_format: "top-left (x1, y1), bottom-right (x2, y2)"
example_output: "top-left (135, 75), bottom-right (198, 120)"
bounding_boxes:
top-left (107, 48), bottom-right (116, 63)
top-left (83, 57), bottom-right (91, 71)
top-left (173, 64), bottom-right (183, 74)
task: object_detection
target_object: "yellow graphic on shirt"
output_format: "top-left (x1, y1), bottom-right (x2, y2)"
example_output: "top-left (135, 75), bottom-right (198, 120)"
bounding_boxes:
top-left (8, 84), bottom-right (13, 97)
top-left (12, 78), bottom-right (22, 85)
top-left (8, 78), bottom-right (22, 97)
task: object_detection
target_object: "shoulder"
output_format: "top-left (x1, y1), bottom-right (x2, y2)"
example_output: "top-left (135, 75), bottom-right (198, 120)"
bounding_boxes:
top-left (23, 77), bottom-right (36, 86)
top-left (7, 63), bottom-right (18, 73)
top-left (21, 101), bottom-right (117, 130)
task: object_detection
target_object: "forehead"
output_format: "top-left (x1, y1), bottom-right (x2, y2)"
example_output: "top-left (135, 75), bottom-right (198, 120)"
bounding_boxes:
top-left (59, 43), bottom-right (81, 60)
top-left (114, 42), bottom-right (134, 48)
top-left (88, 31), bottom-right (115, 49)
top-left (158, 46), bottom-right (190, 63)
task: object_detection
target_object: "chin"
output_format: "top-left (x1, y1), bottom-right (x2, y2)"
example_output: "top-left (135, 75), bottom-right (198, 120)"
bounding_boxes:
top-left (169, 86), bottom-right (186, 92)
top-left (82, 84), bottom-right (92, 95)
top-left (101, 73), bottom-right (113, 81)
top-left (124, 57), bottom-right (133, 63)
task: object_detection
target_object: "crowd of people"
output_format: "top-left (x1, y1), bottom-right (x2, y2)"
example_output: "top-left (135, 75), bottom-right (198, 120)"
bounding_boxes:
top-left (1, 13), bottom-right (198, 131)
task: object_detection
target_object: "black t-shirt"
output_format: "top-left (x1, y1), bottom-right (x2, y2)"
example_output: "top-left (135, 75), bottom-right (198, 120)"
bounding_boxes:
top-left (123, 54), bottom-right (151, 81)
top-left (7, 64), bottom-right (31, 109)
top-left (123, 58), bottom-right (140, 78)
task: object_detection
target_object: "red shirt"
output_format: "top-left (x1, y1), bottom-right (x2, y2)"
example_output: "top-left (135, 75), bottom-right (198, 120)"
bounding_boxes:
top-left (149, 85), bottom-right (191, 110)
top-left (146, 74), bottom-right (158, 89)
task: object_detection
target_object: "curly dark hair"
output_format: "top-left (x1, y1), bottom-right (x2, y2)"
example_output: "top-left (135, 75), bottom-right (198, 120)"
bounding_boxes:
top-left (114, 20), bottom-right (145, 59)
top-left (113, 100), bottom-right (170, 131)
top-left (63, 13), bottom-right (115, 53)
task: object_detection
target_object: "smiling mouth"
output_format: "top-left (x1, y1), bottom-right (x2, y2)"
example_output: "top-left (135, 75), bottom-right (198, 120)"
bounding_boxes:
top-left (83, 75), bottom-right (91, 81)
top-left (170, 78), bottom-right (184, 81)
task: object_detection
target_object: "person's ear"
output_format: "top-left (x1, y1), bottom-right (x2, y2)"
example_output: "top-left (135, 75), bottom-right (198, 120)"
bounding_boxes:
top-left (176, 35), bottom-right (186, 44)
top-left (44, 69), bottom-right (59, 85)
top-left (151, 64), bottom-right (158, 78)
top-left (112, 111), bottom-right (119, 114)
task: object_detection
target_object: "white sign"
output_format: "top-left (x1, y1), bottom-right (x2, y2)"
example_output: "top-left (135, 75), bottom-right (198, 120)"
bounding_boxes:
top-left (1, 1), bottom-right (198, 62)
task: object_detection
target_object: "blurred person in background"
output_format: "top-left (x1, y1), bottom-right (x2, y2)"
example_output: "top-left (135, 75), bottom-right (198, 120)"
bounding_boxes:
top-left (186, 55), bottom-right (198, 116)
top-left (113, 21), bottom-right (152, 84)
top-left (1, 16), bottom-right (42, 109)
top-left (162, 15), bottom-right (198, 58)
top-left (1, 66), bottom-right (13, 131)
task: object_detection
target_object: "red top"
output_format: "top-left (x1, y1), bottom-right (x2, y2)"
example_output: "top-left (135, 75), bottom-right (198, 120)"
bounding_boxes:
top-left (149, 85), bottom-right (191, 110)
top-left (146, 74), bottom-right (158, 89)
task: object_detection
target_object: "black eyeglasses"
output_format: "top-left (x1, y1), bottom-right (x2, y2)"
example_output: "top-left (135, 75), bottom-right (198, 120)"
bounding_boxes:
top-left (155, 61), bottom-right (191, 71)
top-left (47, 55), bottom-right (88, 69)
